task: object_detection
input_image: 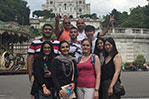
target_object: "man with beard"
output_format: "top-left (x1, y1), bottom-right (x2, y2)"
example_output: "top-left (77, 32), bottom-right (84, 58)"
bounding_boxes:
top-left (27, 24), bottom-right (59, 99)
top-left (76, 15), bottom-right (114, 41)
top-left (69, 27), bottom-right (82, 61)
top-left (55, 15), bottom-right (71, 42)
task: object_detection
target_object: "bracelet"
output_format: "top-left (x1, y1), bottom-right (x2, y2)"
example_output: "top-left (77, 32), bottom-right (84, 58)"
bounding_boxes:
top-left (94, 88), bottom-right (99, 91)
top-left (42, 84), bottom-right (46, 88)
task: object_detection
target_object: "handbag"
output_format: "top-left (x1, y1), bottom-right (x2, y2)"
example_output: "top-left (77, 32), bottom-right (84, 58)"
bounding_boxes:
top-left (113, 80), bottom-right (125, 96)
top-left (59, 61), bottom-right (76, 99)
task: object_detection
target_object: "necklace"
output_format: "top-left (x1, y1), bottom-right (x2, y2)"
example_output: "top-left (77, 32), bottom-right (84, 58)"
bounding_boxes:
top-left (81, 54), bottom-right (92, 62)
top-left (62, 62), bottom-right (73, 77)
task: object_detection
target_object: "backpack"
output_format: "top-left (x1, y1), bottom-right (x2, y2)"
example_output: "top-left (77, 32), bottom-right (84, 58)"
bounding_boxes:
top-left (57, 29), bottom-right (64, 40)
top-left (78, 54), bottom-right (96, 77)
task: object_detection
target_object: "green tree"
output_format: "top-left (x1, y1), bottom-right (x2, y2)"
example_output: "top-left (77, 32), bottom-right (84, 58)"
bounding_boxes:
top-left (134, 55), bottom-right (146, 66)
top-left (0, 0), bottom-right (30, 25)
top-left (79, 13), bottom-right (99, 19)
top-left (32, 10), bottom-right (55, 19)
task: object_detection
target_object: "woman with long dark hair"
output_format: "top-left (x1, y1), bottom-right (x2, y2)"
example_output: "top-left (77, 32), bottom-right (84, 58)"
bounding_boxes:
top-left (94, 38), bottom-right (105, 66)
top-left (31, 41), bottom-right (55, 99)
top-left (51, 40), bottom-right (77, 99)
top-left (101, 37), bottom-right (122, 99)
top-left (94, 38), bottom-right (105, 99)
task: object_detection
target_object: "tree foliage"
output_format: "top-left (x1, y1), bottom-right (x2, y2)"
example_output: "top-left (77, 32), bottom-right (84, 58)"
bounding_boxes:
top-left (102, 4), bottom-right (149, 29)
top-left (32, 10), bottom-right (55, 19)
top-left (134, 55), bottom-right (146, 66)
top-left (0, 0), bottom-right (30, 25)
top-left (80, 13), bottom-right (98, 19)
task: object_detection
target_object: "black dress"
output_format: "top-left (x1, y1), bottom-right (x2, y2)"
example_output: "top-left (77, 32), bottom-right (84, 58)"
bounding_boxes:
top-left (101, 53), bottom-right (120, 99)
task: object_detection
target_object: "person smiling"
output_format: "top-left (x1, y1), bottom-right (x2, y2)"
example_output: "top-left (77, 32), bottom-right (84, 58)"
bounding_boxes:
top-left (31, 41), bottom-right (55, 99)
top-left (76, 38), bottom-right (101, 99)
top-left (51, 40), bottom-right (77, 99)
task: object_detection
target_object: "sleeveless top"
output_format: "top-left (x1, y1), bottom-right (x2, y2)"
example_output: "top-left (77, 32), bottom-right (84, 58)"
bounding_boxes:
top-left (77, 57), bottom-right (96, 88)
top-left (101, 53), bottom-right (120, 81)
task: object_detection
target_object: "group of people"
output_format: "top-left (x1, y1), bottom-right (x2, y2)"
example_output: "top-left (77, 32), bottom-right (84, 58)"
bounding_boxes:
top-left (27, 15), bottom-right (123, 99)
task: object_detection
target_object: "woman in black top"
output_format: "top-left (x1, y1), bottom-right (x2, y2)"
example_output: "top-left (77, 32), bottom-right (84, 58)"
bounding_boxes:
top-left (51, 40), bottom-right (77, 99)
top-left (102, 37), bottom-right (122, 99)
top-left (94, 38), bottom-right (105, 99)
top-left (31, 41), bottom-right (55, 99)
top-left (94, 38), bottom-right (105, 66)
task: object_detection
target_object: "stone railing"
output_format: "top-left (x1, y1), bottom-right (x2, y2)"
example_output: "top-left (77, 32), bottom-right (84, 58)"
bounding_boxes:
top-left (107, 27), bottom-right (149, 35)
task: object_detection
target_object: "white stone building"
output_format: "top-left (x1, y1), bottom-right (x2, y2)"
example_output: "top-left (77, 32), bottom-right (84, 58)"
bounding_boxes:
top-left (42, 0), bottom-right (90, 18)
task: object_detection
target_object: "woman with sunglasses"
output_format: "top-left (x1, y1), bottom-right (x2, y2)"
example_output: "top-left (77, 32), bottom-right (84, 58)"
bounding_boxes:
top-left (77, 38), bottom-right (101, 99)
top-left (51, 40), bottom-right (77, 99)
top-left (31, 41), bottom-right (55, 99)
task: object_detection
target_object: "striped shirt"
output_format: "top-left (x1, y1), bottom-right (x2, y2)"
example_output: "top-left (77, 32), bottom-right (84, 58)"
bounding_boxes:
top-left (28, 38), bottom-right (60, 57)
top-left (69, 42), bottom-right (82, 61)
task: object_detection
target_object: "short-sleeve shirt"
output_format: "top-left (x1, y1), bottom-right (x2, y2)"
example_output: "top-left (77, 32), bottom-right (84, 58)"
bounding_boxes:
top-left (28, 38), bottom-right (60, 57)
top-left (57, 28), bottom-right (69, 42)
top-left (69, 42), bottom-right (82, 61)
top-left (77, 31), bottom-right (87, 41)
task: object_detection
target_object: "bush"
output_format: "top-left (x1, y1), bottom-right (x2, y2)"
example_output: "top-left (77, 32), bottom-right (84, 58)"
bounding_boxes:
top-left (134, 55), bottom-right (146, 66)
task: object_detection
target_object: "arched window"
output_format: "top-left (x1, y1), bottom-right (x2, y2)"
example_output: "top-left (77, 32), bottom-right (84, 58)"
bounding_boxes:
top-left (64, 3), bottom-right (67, 10)
top-left (50, 1), bottom-right (53, 4)
top-left (79, 9), bottom-right (82, 12)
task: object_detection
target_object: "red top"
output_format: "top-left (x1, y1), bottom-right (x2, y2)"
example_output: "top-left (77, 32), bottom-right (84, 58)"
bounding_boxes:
top-left (57, 28), bottom-right (69, 42)
top-left (77, 57), bottom-right (95, 88)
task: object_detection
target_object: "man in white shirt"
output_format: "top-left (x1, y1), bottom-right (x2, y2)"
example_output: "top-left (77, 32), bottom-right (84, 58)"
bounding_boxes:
top-left (76, 18), bottom-right (86, 41)
top-left (76, 16), bottom-right (114, 40)
top-left (84, 25), bottom-right (97, 53)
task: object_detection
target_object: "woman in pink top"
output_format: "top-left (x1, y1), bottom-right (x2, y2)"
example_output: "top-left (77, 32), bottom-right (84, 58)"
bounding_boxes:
top-left (77, 38), bottom-right (101, 99)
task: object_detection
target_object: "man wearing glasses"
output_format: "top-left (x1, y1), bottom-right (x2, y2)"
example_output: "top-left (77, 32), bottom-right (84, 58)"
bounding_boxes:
top-left (55, 15), bottom-right (71, 42)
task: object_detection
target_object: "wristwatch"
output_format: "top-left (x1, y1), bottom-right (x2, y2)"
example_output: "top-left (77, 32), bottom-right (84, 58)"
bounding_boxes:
top-left (94, 88), bottom-right (99, 91)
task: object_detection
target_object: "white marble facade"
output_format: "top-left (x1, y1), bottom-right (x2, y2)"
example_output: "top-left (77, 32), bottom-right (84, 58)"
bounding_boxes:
top-left (42, 0), bottom-right (90, 18)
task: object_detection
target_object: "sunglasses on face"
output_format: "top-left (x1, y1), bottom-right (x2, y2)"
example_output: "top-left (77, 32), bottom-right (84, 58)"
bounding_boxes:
top-left (64, 22), bottom-right (71, 24)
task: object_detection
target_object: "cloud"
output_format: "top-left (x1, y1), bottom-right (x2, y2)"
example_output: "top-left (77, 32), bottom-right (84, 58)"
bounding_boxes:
top-left (86, 0), bottom-right (148, 15)
top-left (25, 0), bottom-right (148, 17)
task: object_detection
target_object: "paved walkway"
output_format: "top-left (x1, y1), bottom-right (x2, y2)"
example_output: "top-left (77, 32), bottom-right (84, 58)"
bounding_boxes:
top-left (0, 72), bottom-right (149, 99)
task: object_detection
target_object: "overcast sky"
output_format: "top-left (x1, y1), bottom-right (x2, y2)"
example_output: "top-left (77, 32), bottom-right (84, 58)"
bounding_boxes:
top-left (25, 0), bottom-right (148, 17)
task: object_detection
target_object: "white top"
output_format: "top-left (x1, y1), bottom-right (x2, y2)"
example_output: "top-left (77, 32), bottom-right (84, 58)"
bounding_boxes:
top-left (92, 38), bottom-right (97, 53)
top-left (94, 31), bottom-right (99, 38)
top-left (77, 31), bottom-right (87, 41)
